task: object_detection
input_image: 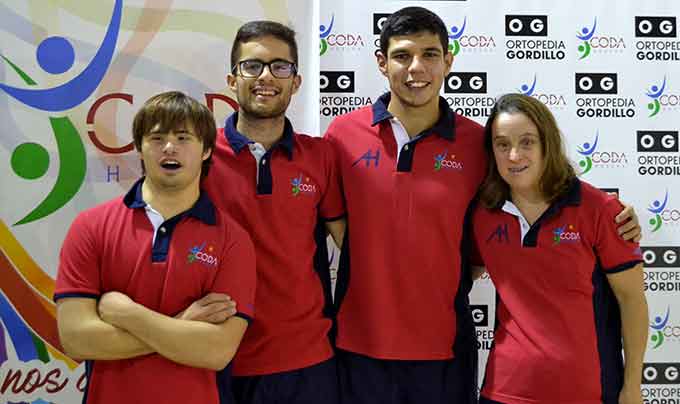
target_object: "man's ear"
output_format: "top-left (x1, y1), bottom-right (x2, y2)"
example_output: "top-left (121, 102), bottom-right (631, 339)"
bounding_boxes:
top-left (376, 50), bottom-right (388, 78)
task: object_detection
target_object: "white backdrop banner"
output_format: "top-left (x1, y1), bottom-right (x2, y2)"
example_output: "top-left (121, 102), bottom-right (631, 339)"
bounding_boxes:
top-left (1, 0), bottom-right (678, 403)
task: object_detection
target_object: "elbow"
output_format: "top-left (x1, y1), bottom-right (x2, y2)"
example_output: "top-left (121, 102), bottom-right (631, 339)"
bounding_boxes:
top-left (58, 329), bottom-right (89, 360)
top-left (207, 347), bottom-right (237, 371)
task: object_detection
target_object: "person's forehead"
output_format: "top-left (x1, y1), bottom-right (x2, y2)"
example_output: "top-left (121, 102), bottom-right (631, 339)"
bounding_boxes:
top-left (238, 36), bottom-right (293, 61)
top-left (387, 32), bottom-right (443, 51)
top-left (492, 112), bottom-right (539, 138)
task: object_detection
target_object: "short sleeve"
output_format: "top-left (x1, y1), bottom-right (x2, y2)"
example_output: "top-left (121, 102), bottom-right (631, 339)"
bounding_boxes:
top-left (211, 218), bottom-right (257, 322)
top-left (595, 196), bottom-right (643, 273)
top-left (319, 139), bottom-right (345, 221)
top-left (54, 211), bottom-right (102, 301)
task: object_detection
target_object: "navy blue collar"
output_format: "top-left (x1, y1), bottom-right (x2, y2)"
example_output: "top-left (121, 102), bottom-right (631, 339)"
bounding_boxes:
top-left (123, 177), bottom-right (216, 225)
top-left (370, 92), bottom-right (455, 140)
top-left (224, 112), bottom-right (294, 160)
top-left (500, 176), bottom-right (581, 214)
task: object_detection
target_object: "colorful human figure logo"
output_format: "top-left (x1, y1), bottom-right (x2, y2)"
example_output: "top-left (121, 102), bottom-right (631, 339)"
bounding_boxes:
top-left (576, 132), bottom-right (599, 174)
top-left (645, 76), bottom-right (666, 118)
top-left (650, 307), bottom-right (670, 349)
top-left (1, 0), bottom-right (122, 225)
top-left (519, 75), bottom-right (537, 96)
top-left (647, 190), bottom-right (669, 232)
top-left (319, 15), bottom-right (335, 56)
top-left (448, 17), bottom-right (467, 56)
top-left (576, 18), bottom-right (597, 60)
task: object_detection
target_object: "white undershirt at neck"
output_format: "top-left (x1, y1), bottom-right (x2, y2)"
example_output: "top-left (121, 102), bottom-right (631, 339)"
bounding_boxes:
top-left (501, 200), bottom-right (532, 244)
top-left (389, 117), bottom-right (411, 161)
top-left (248, 142), bottom-right (267, 185)
top-left (144, 203), bottom-right (165, 246)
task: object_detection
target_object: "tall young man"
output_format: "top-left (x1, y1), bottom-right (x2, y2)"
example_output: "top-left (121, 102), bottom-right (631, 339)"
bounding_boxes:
top-left (325, 7), bottom-right (641, 404)
top-left (201, 21), bottom-right (345, 404)
top-left (55, 92), bottom-right (256, 404)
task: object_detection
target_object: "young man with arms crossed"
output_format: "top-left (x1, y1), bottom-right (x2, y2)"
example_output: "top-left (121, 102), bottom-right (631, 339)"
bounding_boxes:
top-left (325, 7), bottom-right (641, 404)
top-left (201, 21), bottom-right (345, 404)
top-left (55, 92), bottom-right (256, 404)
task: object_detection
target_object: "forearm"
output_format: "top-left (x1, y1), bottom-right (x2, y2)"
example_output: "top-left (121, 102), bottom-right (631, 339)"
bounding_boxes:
top-left (618, 293), bottom-right (649, 390)
top-left (115, 302), bottom-right (246, 370)
top-left (59, 316), bottom-right (154, 360)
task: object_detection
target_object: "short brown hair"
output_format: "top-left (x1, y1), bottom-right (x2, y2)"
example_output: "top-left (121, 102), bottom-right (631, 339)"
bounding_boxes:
top-left (230, 21), bottom-right (298, 70)
top-left (478, 93), bottom-right (576, 208)
top-left (132, 91), bottom-right (216, 176)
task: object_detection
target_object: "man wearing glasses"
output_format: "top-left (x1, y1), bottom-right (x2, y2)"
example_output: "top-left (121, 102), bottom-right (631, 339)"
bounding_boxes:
top-left (199, 21), bottom-right (346, 404)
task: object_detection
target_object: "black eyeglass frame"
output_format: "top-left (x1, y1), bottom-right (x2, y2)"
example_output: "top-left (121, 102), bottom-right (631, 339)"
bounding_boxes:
top-left (232, 58), bottom-right (298, 79)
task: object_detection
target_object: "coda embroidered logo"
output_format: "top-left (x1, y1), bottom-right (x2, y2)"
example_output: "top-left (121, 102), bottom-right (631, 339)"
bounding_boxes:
top-left (552, 224), bottom-right (581, 244)
top-left (434, 151), bottom-right (463, 171)
top-left (291, 174), bottom-right (317, 196)
top-left (187, 242), bottom-right (218, 267)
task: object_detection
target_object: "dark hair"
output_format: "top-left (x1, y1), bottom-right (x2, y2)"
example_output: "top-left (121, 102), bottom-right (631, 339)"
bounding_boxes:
top-left (132, 91), bottom-right (216, 177)
top-left (379, 7), bottom-right (449, 55)
top-left (478, 93), bottom-right (576, 208)
top-left (230, 21), bottom-right (298, 69)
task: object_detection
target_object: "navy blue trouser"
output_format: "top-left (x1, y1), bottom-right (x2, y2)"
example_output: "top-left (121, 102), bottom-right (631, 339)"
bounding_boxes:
top-left (232, 358), bottom-right (338, 404)
top-left (337, 349), bottom-right (471, 404)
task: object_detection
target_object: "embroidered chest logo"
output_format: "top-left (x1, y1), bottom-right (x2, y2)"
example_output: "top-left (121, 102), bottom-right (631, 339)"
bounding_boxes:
top-left (434, 150), bottom-right (463, 171)
top-left (553, 224), bottom-right (581, 244)
top-left (486, 224), bottom-right (509, 243)
top-left (291, 174), bottom-right (317, 196)
top-left (352, 149), bottom-right (380, 168)
top-left (187, 242), bottom-right (218, 267)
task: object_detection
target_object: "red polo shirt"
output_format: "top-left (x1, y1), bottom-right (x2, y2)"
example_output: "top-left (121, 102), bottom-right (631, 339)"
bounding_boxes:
top-left (54, 178), bottom-right (256, 404)
top-left (203, 113), bottom-right (345, 376)
top-left (472, 179), bottom-right (643, 404)
top-left (325, 93), bottom-right (487, 360)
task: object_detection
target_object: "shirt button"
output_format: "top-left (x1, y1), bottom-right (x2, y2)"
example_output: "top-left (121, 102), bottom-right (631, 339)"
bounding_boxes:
top-left (159, 227), bottom-right (166, 233)
top-left (261, 159), bottom-right (267, 165)
top-left (403, 145), bottom-right (409, 151)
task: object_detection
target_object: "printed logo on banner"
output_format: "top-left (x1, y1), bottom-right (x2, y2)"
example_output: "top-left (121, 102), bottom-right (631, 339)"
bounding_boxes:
top-left (649, 307), bottom-right (680, 349)
top-left (319, 14), bottom-right (365, 56)
top-left (634, 16), bottom-right (680, 61)
top-left (641, 363), bottom-right (680, 401)
top-left (552, 224), bottom-right (581, 244)
top-left (447, 17), bottom-right (497, 56)
top-left (646, 190), bottom-right (680, 233)
top-left (472, 304), bottom-right (493, 350)
top-left (433, 151), bottom-right (463, 171)
top-left (319, 71), bottom-right (371, 118)
top-left (643, 246), bottom-right (680, 293)
top-left (290, 174), bottom-right (317, 196)
top-left (576, 131), bottom-right (628, 175)
top-left (574, 73), bottom-right (636, 119)
top-left (0, 1), bottom-right (126, 225)
top-left (504, 15), bottom-right (565, 60)
top-left (576, 18), bottom-right (626, 60)
top-left (644, 76), bottom-right (680, 117)
top-left (444, 72), bottom-right (494, 118)
top-left (517, 75), bottom-right (567, 109)
top-left (642, 363), bottom-right (680, 385)
top-left (636, 130), bottom-right (680, 176)
top-left (187, 243), bottom-right (218, 267)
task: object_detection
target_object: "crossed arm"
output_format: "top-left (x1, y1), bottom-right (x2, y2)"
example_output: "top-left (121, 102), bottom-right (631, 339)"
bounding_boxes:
top-left (57, 292), bottom-right (247, 371)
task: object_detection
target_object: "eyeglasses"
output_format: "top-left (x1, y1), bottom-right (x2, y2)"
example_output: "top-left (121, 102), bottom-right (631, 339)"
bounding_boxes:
top-left (233, 59), bottom-right (297, 79)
